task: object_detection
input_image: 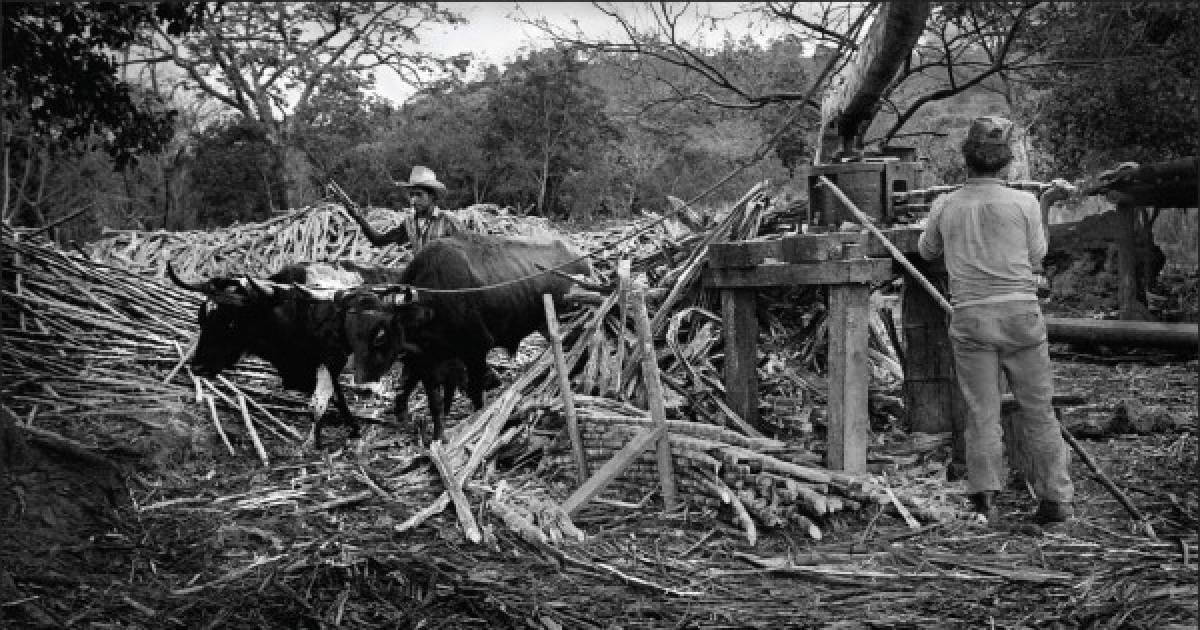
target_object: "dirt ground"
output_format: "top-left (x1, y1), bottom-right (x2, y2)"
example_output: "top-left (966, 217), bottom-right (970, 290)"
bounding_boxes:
top-left (1, 344), bottom-right (1196, 629)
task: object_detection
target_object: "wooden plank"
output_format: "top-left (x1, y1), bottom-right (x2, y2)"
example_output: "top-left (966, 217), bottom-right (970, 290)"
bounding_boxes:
top-left (781, 234), bottom-right (848, 262)
top-left (429, 440), bottom-right (482, 544)
top-left (826, 283), bottom-right (870, 473)
top-left (721, 288), bottom-right (759, 430)
top-left (867, 227), bottom-right (923, 257)
top-left (562, 424), bottom-right (665, 515)
top-left (543, 294), bottom-right (588, 482)
top-left (704, 258), bottom-right (893, 288)
top-left (708, 239), bottom-right (785, 269)
top-left (632, 290), bottom-right (678, 511)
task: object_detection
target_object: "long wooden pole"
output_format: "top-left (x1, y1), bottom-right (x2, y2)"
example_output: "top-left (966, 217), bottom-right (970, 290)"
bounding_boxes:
top-left (1057, 410), bottom-right (1156, 539)
top-left (631, 289), bottom-right (679, 511)
top-left (822, 175), bottom-right (1157, 536)
top-left (543, 294), bottom-right (588, 482)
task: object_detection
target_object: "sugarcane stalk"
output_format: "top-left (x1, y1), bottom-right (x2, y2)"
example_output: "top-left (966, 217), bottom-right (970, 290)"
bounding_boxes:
top-left (429, 439), bottom-right (482, 544)
top-left (205, 395), bottom-right (235, 456)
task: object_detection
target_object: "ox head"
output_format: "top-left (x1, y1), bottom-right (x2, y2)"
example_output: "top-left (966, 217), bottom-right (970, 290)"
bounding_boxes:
top-left (339, 285), bottom-right (432, 384)
top-left (168, 262), bottom-right (284, 378)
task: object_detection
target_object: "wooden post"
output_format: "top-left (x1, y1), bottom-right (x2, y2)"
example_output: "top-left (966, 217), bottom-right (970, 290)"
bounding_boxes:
top-left (631, 289), bottom-right (678, 511)
top-left (1116, 203), bottom-right (1151, 320)
top-left (902, 257), bottom-right (967, 475)
top-left (612, 259), bottom-right (631, 398)
top-left (720, 288), bottom-right (758, 428)
top-left (543, 294), bottom-right (588, 482)
top-left (826, 281), bottom-right (870, 473)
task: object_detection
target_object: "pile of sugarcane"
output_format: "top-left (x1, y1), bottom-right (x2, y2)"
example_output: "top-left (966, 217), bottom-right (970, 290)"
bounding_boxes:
top-left (377, 183), bottom-right (964, 544)
top-left (1, 232), bottom-right (312, 450)
top-left (538, 395), bottom-right (957, 543)
top-left (83, 203), bottom-right (566, 279)
top-left (2, 181), bottom-right (955, 545)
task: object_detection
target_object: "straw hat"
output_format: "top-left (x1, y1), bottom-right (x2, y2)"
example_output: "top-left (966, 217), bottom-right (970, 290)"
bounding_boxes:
top-left (395, 165), bottom-right (447, 194)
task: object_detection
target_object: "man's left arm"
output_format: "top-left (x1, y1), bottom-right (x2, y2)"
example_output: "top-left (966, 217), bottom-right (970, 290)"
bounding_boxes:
top-left (1026, 196), bottom-right (1049, 271)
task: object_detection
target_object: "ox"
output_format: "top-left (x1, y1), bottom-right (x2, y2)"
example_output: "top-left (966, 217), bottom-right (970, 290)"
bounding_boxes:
top-left (342, 232), bottom-right (592, 445)
top-left (168, 261), bottom-right (455, 446)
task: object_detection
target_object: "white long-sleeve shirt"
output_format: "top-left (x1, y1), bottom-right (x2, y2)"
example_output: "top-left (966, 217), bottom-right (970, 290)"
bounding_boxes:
top-left (918, 178), bottom-right (1045, 307)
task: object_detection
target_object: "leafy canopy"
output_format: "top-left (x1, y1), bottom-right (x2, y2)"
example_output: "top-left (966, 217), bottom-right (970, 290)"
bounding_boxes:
top-left (2, 2), bottom-right (206, 168)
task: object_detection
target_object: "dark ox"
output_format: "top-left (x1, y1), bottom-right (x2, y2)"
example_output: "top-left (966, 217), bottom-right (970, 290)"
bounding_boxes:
top-left (168, 260), bottom-right (450, 446)
top-left (343, 233), bottom-right (592, 445)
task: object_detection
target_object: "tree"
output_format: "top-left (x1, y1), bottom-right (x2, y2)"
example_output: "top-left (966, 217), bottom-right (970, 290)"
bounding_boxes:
top-left (528, 2), bottom-right (1127, 167)
top-left (292, 72), bottom-right (400, 207)
top-left (140, 2), bottom-right (466, 212)
top-left (483, 48), bottom-right (618, 217)
top-left (188, 116), bottom-right (275, 227)
top-left (523, 2), bottom-right (863, 185)
top-left (388, 77), bottom-right (499, 209)
top-left (1030, 3), bottom-right (1199, 178)
top-left (1, 2), bottom-right (207, 230)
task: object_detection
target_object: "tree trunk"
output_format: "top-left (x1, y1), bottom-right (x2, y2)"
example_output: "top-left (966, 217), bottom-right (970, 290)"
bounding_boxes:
top-left (265, 140), bottom-right (290, 213)
top-left (537, 153), bottom-right (550, 217)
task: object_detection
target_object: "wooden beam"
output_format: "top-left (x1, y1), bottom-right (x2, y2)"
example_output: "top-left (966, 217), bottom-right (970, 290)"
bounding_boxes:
top-left (562, 424), bottom-right (664, 515)
top-left (632, 290), bottom-right (678, 511)
top-left (721, 288), bottom-right (759, 430)
top-left (708, 240), bottom-right (785, 268)
top-left (543, 294), bottom-right (588, 482)
top-left (704, 258), bottom-right (893, 288)
top-left (1046, 317), bottom-right (1199, 350)
top-left (826, 283), bottom-right (871, 473)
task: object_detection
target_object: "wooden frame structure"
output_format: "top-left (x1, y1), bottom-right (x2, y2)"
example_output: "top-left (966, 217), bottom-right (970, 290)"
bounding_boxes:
top-left (703, 230), bottom-right (931, 472)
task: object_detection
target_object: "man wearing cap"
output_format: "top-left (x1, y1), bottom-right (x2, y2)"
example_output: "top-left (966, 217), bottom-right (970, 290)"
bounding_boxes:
top-left (345, 165), bottom-right (464, 253)
top-left (918, 116), bottom-right (1074, 526)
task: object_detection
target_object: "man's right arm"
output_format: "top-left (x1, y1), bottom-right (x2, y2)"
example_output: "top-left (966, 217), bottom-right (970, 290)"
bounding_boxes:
top-left (347, 208), bottom-right (408, 246)
top-left (917, 198), bottom-right (945, 260)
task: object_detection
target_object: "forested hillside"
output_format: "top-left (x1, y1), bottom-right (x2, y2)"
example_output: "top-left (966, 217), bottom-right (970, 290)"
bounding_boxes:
top-left (3, 3), bottom-right (1196, 246)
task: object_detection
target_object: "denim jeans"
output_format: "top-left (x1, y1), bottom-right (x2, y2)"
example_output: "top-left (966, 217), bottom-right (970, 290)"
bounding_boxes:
top-left (949, 301), bottom-right (1074, 502)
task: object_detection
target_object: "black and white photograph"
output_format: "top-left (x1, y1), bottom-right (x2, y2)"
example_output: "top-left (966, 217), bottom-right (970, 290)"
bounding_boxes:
top-left (2, 2), bottom-right (1196, 627)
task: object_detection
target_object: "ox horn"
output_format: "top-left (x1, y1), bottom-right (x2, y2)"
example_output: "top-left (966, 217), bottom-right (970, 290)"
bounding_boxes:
top-left (246, 277), bottom-right (277, 299)
top-left (290, 282), bottom-right (319, 300)
top-left (166, 262), bottom-right (210, 293)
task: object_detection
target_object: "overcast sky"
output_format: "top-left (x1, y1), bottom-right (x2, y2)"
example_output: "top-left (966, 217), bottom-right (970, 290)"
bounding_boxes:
top-left (374, 2), bottom-right (790, 103)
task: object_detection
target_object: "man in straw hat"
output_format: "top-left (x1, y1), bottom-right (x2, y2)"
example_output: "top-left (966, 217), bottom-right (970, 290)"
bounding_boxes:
top-left (343, 164), bottom-right (502, 394)
top-left (345, 165), bottom-right (464, 254)
top-left (917, 116), bottom-right (1074, 526)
